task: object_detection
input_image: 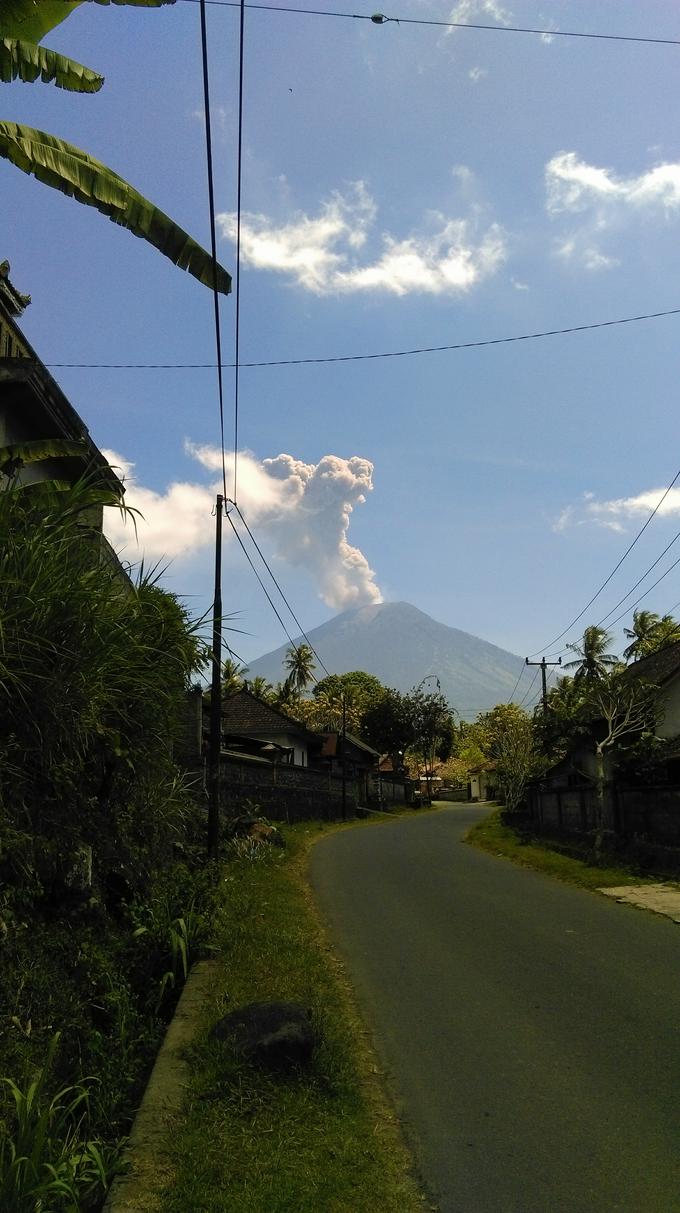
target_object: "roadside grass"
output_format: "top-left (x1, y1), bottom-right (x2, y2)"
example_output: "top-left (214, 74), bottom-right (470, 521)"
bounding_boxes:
top-left (465, 806), bottom-right (661, 890)
top-left (159, 816), bottom-right (431, 1213)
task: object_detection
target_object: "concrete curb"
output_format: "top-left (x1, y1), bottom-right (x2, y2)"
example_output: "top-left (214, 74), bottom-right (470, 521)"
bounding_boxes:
top-left (103, 958), bottom-right (221, 1213)
top-left (598, 882), bottom-right (680, 923)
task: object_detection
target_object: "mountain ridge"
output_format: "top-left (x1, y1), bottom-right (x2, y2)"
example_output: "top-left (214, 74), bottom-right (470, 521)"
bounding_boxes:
top-left (245, 601), bottom-right (525, 716)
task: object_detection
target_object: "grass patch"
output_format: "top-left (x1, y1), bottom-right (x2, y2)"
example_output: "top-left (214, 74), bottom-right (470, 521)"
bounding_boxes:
top-left (465, 807), bottom-right (661, 890)
top-left (160, 819), bottom-right (431, 1213)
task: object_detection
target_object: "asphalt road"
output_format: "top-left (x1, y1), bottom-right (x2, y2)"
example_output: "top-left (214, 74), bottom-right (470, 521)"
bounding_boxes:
top-left (309, 806), bottom-right (680, 1213)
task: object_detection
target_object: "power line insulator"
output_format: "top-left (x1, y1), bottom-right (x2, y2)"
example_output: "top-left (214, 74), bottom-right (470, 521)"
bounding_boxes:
top-left (371, 12), bottom-right (387, 23)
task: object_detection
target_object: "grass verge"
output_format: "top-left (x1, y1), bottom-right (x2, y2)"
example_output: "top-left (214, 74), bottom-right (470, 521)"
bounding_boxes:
top-left (464, 806), bottom-right (664, 890)
top-left (159, 817), bottom-right (432, 1213)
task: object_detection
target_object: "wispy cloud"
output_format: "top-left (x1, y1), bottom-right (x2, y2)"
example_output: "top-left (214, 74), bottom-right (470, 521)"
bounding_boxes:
top-left (447, 0), bottom-right (512, 32)
top-left (546, 151), bottom-right (680, 269)
top-left (553, 487), bottom-right (680, 534)
top-left (217, 182), bottom-right (506, 296)
top-left (103, 444), bottom-right (382, 611)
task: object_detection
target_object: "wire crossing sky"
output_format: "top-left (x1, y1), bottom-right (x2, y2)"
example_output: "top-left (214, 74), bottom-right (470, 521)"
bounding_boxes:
top-left (8, 0), bottom-right (680, 673)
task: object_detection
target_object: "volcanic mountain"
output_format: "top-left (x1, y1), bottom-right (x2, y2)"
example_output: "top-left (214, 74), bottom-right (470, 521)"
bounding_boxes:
top-left (245, 601), bottom-right (525, 717)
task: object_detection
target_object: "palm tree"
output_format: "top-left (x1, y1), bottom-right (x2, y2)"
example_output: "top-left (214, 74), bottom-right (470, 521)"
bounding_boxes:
top-left (221, 657), bottom-right (246, 696)
top-left (565, 626), bottom-right (619, 682)
top-left (283, 644), bottom-right (316, 696)
top-left (624, 610), bottom-right (680, 661)
top-left (243, 675), bottom-right (274, 702)
top-left (0, 1), bottom-right (231, 294)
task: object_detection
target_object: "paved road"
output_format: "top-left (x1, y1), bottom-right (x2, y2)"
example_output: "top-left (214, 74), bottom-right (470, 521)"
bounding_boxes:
top-left (309, 806), bottom-right (680, 1213)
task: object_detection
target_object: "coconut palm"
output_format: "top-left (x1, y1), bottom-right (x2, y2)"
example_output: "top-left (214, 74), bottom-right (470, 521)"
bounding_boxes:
top-left (0, 0), bottom-right (231, 294)
top-left (221, 657), bottom-right (246, 696)
top-left (243, 675), bottom-right (274, 702)
top-left (565, 626), bottom-right (619, 682)
top-left (283, 644), bottom-right (316, 696)
top-left (623, 610), bottom-right (662, 661)
top-left (624, 610), bottom-right (680, 661)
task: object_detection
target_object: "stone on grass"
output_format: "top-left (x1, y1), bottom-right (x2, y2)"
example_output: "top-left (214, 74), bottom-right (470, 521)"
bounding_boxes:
top-left (212, 1001), bottom-right (316, 1069)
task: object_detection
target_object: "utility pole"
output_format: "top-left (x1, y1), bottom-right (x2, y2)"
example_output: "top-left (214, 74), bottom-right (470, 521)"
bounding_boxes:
top-left (208, 494), bottom-right (224, 858)
top-left (525, 655), bottom-right (561, 715)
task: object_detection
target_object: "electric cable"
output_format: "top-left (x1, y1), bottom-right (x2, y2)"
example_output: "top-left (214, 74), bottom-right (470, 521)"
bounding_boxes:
top-left (507, 663), bottom-right (526, 702)
top-left (225, 508), bottom-right (303, 655)
top-left (199, 0), bottom-right (228, 501)
top-left (233, 0), bottom-right (246, 501)
top-left (178, 0), bottom-right (680, 48)
top-left (598, 552), bottom-right (680, 635)
top-left (518, 666), bottom-right (539, 708)
top-left (43, 306), bottom-right (680, 371)
top-left (528, 464), bottom-right (680, 657)
top-left (229, 501), bottom-right (331, 677)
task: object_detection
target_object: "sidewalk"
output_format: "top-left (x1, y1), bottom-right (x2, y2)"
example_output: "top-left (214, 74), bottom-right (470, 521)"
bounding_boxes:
top-left (598, 883), bottom-right (680, 923)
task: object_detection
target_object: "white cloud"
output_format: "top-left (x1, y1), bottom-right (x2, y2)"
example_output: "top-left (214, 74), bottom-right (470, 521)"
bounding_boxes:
top-left (553, 487), bottom-right (680, 534)
top-left (217, 183), bottom-right (506, 296)
top-left (546, 152), bottom-right (680, 215)
top-left (448, 0), bottom-right (512, 31)
top-left (103, 445), bottom-right (382, 611)
top-left (468, 66), bottom-right (488, 82)
top-left (545, 151), bottom-right (680, 270)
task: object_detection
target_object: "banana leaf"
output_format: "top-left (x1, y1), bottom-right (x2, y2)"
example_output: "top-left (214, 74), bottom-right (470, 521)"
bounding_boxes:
top-left (0, 37), bottom-right (103, 91)
top-left (0, 122), bottom-right (232, 295)
top-left (1, 1), bottom-right (175, 43)
top-left (0, 439), bottom-right (88, 479)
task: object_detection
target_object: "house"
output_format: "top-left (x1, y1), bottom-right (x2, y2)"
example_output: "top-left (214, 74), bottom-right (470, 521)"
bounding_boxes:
top-left (217, 690), bottom-right (320, 767)
top-left (314, 730), bottom-right (380, 804)
top-left (468, 762), bottom-right (498, 802)
top-left (529, 645), bottom-right (680, 843)
top-left (0, 260), bottom-right (122, 521)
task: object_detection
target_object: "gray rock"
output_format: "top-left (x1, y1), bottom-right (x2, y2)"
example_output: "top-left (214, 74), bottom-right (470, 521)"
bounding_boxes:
top-left (212, 1001), bottom-right (316, 1069)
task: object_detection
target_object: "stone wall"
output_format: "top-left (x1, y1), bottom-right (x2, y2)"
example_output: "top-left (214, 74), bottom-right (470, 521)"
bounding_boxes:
top-left (189, 756), bottom-right (359, 823)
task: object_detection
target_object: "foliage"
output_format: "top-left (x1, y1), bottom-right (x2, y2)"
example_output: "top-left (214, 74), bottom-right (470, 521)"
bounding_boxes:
top-left (242, 675), bottom-right (275, 702)
top-left (361, 688), bottom-right (414, 760)
top-left (623, 610), bottom-right (680, 662)
top-left (0, 1033), bottom-right (118, 1212)
top-left (0, 1), bottom-right (231, 293)
top-left (564, 625), bottom-right (620, 682)
top-left (283, 644), bottom-right (316, 696)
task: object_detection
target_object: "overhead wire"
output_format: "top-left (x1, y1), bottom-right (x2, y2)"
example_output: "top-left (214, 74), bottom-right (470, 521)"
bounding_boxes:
top-left (528, 464), bottom-right (680, 658)
top-left (232, 0), bottom-right (246, 501)
top-left (198, 0), bottom-right (228, 501)
top-left (228, 501), bottom-right (331, 677)
top-left (178, 0), bottom-right (680, 48)
top-left (42, 306), bottom-right (680, 371)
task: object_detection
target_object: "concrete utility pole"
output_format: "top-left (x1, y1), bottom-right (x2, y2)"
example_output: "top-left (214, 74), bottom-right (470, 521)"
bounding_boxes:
top-left (525, 655), bottom-right (562, 715)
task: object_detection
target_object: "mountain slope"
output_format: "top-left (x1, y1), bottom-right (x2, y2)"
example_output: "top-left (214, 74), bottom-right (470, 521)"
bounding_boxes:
top-left (245, 602), bottom-right (526, 716)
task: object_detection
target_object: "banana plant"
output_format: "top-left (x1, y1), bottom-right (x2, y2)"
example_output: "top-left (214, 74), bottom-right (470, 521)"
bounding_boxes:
top-left (0, 0), bottom-right (231, 295)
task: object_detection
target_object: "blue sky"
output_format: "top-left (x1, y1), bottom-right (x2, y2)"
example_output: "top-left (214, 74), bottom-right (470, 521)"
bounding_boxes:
top-left (6, 0), bottom-right (680, 703)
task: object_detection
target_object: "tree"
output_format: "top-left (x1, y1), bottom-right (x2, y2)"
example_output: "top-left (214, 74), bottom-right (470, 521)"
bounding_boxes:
top-left (492, 710), bottom-right (541, 813)
top-left (362, 689), bottom-right (414, 765)
top-left (582, 671), bottom-right (658, 853)
top-left (624, 610), bottom-right (680, 661)
top-left (565, 626), bottom-right (619, 683)
top-left (0, 0), bottom-right (231, 293)
top-left (407, 684), bottom-right (453, 802)
top-left (283, 644), bottom-right (316, 696)
top-left (221, 657), bottom-right (246, 696)
top-left (243, 675), bottom-right (274, 702)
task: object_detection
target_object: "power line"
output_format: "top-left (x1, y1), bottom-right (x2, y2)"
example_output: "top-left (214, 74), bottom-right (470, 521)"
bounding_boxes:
top-left (598, 551), bottom-right (680, 635)
top-left (592, 529), bottom-right (680, 632)
top-left (198, 0), bottom-right (228, 501)
top-left (529, 464), bottom-right (680, 657)
top-left (225, 508), bottom-right (302, 655)
top-left (229, 501), bottom-right (331, 677)
top-left (42, 305), bottom-right (680, 371)
top-left (178, 0), bottom-right (680, 48)
top-left (232, 0), bottom-right (246, 501)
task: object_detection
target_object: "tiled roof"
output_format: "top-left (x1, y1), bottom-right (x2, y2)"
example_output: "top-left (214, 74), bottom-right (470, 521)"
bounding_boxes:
top-left (623, 641), bottom-right (680, 687)
top-left (221, 690), bottom-right (316, 739)
top-left (320, 731), bottom-right (379, 759)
